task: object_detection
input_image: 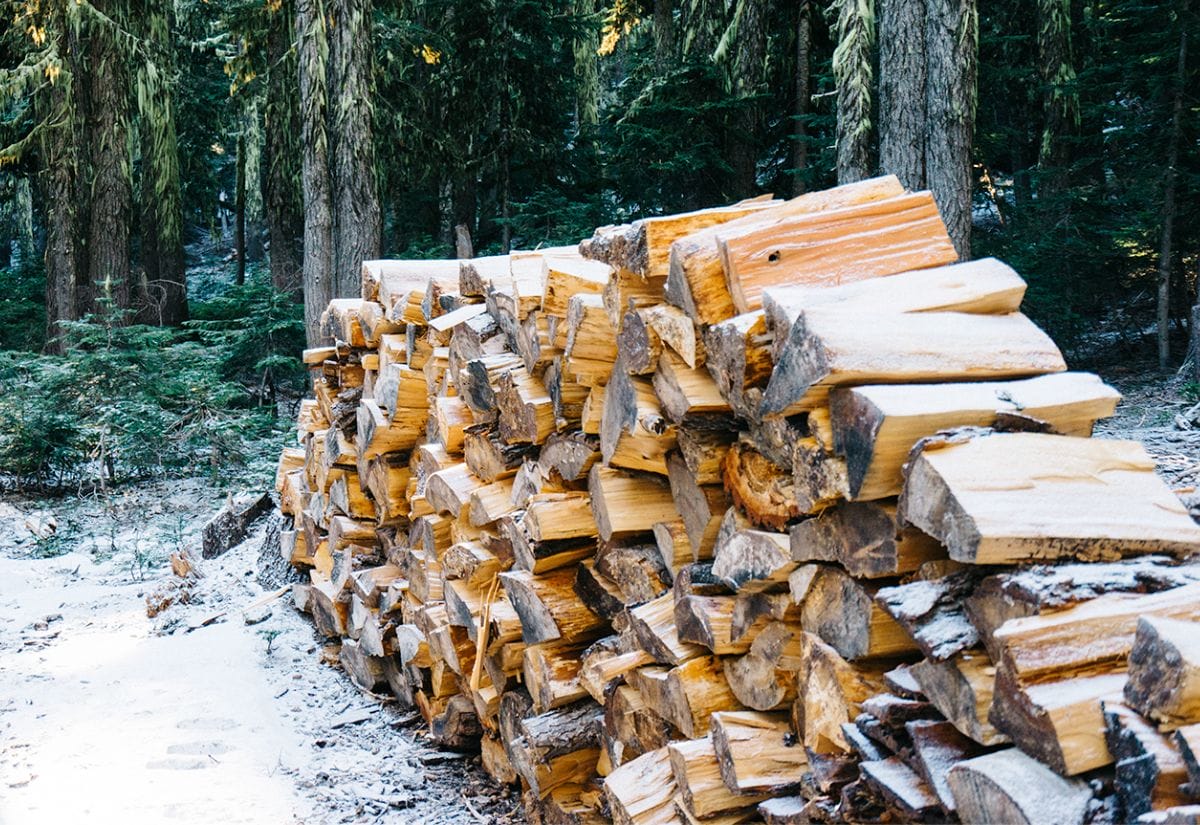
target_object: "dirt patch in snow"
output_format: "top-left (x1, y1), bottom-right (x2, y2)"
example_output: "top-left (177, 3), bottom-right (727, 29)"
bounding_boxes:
top-left (0, 478), bottom-right (523, 824)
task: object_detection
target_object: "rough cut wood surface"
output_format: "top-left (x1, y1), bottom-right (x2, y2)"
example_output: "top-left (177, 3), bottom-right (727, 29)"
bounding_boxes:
top-left (760, 310), bottom-right (1066, 417)
top-left (902, 432), bottom-right (1200, 564)
top-left (720, 190), bottom-right (958, 314)
top-left (830, 372), bottom-right (1120, 500)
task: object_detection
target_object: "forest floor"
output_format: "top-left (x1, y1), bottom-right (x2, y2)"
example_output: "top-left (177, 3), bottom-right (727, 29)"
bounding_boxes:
top-left (0, 371), bottom-right (1195, 824)
top-left (0, 477), bottom-right (524, 824)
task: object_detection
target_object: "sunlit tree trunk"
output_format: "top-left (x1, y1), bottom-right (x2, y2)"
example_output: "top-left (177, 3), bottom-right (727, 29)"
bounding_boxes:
top-left (879, 0), bottom-right (926, 189)
top-left (136, 0), bottom-right (188, 325)
top-left (263, 0), bottom-right (304, 296)
top-left (792, 1), bottom-right (812, 196)
top-left (731, 0), bottom-right (768, 196)
top-left (1161, 23), bottom-right (1188, 369)
top-left (86, 0), bottom-right (135, 318)
top-left (833, 0), bottom-right (875, 183)
top-left (329, 0), bottom-right (380, 298)
top-left (925, 0), bottom-right (977, 259)
top-left (297, 0), bottom-right (334, 344)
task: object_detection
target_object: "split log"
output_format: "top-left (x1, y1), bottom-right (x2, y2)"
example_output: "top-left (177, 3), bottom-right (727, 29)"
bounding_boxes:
top-left (1125, 616), bottom-right (1200, 729)
top-left (603, 746), bottom-right (682, 825)
top-left (760, 310), bottom-right (1066, 417)
top-left (792, 632), bottom-right (890, 754)
top-left (538, 431), bottom-right (601, 482)
top-left (792, 500), bottom-right (945, 580)
top-left (600, 367), bottom-right (677, 475)
top-left (830, 372), bottom-right (1120, 500)
top-left (711, 710), bottom-right (806, 794)
top-left (542, 255), bottom-right (611, 316)
top-left (573, 559), bottom-right (629, 620)
top-left (925, 430), bottom-right (1200, 561)
top-left (905, 719), bottom-right (984, 815)
top-left (604, 684), bottom-right (675, 768)
top-left (711, 524), bottom-right (793, 593)
top-left (875, 570), bottom-right (987, 661)
top-left (945, 748), bottom-right (1093, 825)
top-left (719, 190), bottom-right (958, 315)
top-left (722, 443), bottom-right (801, 530)
top-left (992, 581), bottom-right (1200, 686)
top-left (629, 655), bottom-right (745, 738)
top-left (583, 199), bottom-right (778, 279)
top-left (588, 466), bottom-right (679, 542)
top-left (596, 539), bottom-right (671, 605)
top-left (676, 428), bottom-right (736, 487)
top-left (580, 641), bottom-right (653, 704)
top-left (653, 521), bottom-right (693, 580)
top-left (508, 701), bottom-right (603, 798)
top-left (669, 735), bottom-right (767, 819)
top-left (500, 566), bottom-right (607, 645)
top-left (652, 351), bottom-right (732, 427)
top-left (762, 256), bottom-right (1029, 359)
top-left (796, 565), bottom-right (915, 661)
top-left (665, 176), bottom-right (905, 325)
top-left (630, 592), bottom-right (706, 666)
top-left (703, 311), bottom-right (773, 420)
top-left (496, 367), bottom-right (557, 445)
top-left (966, 557), bottom-right (1200, 661)
top-left (989, 669), bottom-right (1124, 775)
top-left (602, 267), bottom-right (668, 331)
top-left (618, 308), bottom-right (663, 375)
top-left (858, 756), bottom-right (941, 822)
top-left (910, 650), bottom-right (1008, 746)
top-left (464, 425), bottom-right (536, 482)
top-left (1103, 699), bottom-right (1190, 818)
top-left (524, 642), bottom-right (589, 713)
top-left (646, 304), bottom-right (705, 369)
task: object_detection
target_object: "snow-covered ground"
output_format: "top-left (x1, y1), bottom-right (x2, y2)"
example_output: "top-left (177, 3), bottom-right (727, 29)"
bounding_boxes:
top-left (0, 479), bottom-right (521, 825)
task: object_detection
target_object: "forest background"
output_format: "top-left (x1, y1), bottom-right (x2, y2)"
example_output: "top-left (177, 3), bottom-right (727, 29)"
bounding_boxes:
top-left (0, 0), bottom-right (1195, 492)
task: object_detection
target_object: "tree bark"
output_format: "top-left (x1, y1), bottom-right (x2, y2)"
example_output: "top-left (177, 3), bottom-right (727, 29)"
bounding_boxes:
top-left (1036, 0), bottom-right (1077, 190)
top-left (654, 0), bottom-right (675, 70)
top-left (86, 0), bottom-right (135, 318)
top-left (263, 0), bottom-right (304, 296)
top-left (39, 18), bottom-right (86, 351)
top-left (924, 0), bottom-right (977, 260)
top-left (135, 0), bottom-right (188, 326)
top-left (236, 132), bottom-right (247, 287)
top-left (1159, 22), bottom-right (1187, 370)
top-left (792, 2), bottom-right (812, 196)
top-left (329, 0), bottom-right (381, 299)
top-left (297, 0), bottom-right (334, 344)
top-left (879, 0), bottom-right (927, 189)
top-left (833, 0), bottom-right (876, 184)
top-left (732, 0), bottom-right (769, 196)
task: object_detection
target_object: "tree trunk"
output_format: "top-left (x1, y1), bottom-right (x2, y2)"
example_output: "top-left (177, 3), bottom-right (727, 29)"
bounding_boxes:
top-left (135, 0), bottom-right (188, 326)
top-left (732, 0), bottom-right (769, 196)
top-left (236, 132), bottom-right (247, 287)
top-left (1159, 22), bottom-right (1187, 370)
top-left (924, 0), bottom-right (978, 260)
top-left (654, 0), bottom-right (675, 70)
top-left (833, 0), bottom-right (876, 184)
top-left (574, 0), bottom-right (600, 131)
top-left (682, 0), bottom-right (724, 61)
top-left (86, 0), bottom-right (135, 318)
top-left (879, 0), bottom-right (927, 189)
top-left (792, 2), bottom-right (812, 196)
top-left (39, 28), bottom-right (86, 352)
top-left (1036, 0), bottom-right (1077, 189)
top-left (263, 0), bottom-right (304, 295)
top-left (297, 0), bottom-right (334, 344)
top-left (329, 0), bottom-right (381, 299)
top-left (12, 176), bottom-right (34, 268)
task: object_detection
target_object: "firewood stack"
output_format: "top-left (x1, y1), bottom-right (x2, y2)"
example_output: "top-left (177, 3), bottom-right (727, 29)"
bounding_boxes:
top-left (275, 175), bottom-right (1200, 824)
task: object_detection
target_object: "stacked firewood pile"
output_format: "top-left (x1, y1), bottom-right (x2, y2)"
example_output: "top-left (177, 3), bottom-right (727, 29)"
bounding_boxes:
top-left (275, 175), bottom-right (1200, 824)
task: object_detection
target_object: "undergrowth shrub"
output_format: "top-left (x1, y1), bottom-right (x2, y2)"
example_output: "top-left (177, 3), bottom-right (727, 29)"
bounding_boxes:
top-left (0, 277), bottom-right (305, 492)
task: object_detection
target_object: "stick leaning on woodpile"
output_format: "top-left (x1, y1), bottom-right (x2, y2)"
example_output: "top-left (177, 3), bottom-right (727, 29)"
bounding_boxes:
top-left (275, 174), bottom-right (1200, 824)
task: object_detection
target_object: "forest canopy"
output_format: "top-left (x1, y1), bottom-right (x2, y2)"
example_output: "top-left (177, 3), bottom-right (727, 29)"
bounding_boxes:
top-left (0, 0), bottom-right (1196, 487)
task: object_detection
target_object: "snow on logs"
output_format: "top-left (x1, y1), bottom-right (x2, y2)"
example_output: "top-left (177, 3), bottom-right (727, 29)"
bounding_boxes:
top-left (275, 175), bottom-right (1200, 824)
